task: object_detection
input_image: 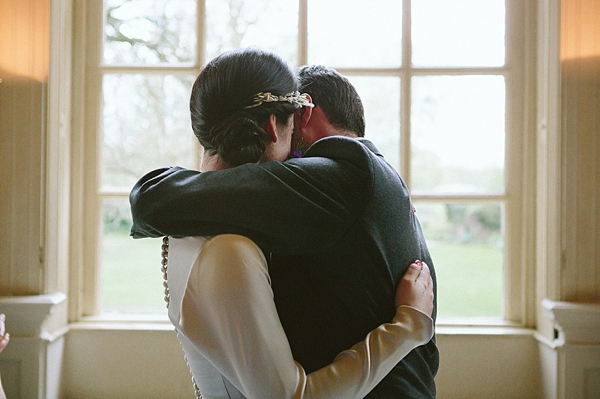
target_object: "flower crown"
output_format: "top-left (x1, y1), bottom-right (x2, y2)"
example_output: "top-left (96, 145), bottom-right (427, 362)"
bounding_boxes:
top-left (244, 91), bottom-right (314, 109)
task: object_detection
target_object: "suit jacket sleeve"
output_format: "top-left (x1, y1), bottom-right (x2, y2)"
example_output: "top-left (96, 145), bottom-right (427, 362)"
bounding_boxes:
top-left (130, 137), bottom-right (373, 254)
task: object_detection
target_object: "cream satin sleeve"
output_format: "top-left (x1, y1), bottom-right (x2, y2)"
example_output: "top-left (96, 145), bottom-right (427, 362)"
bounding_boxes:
top-left (179, 234), bottom-right (433, 399)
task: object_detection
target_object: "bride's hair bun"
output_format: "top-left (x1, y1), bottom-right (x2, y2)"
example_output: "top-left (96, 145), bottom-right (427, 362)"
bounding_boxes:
top-left (211, 114), bottom-right (268, 166)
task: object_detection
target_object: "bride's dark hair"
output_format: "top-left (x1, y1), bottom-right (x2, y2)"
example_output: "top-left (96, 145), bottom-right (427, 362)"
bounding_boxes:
top-left (190, 48), bottom-right (299, 166)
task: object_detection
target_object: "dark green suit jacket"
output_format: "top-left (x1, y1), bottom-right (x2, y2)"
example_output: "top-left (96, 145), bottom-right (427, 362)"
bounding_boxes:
top-left (130, 136), bottom-right (439, 398)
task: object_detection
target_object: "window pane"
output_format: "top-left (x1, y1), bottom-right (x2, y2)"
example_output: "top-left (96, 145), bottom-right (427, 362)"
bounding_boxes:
top-left (103, 0), bottom-right (197, 64)
top-left (347, 76), bottom-right (401, 171)
top-left (411, 75), bottom-right (505, 194)
top-left (101, 199), bottom-right (166, 313)
top-left (308, 0), bottom-right (402, 67)
top-left (412, 0), bottom-right (505, 67)
top-left (416, 202), bottom-right (504, 318)
top-left (205, 0), bottom-right (299, 65)
top-left (102, 74), bottom-right (196, 191)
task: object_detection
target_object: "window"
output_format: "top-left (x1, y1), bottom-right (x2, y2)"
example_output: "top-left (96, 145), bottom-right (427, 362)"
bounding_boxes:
top-left (79, 0), bottom-right (531, 322)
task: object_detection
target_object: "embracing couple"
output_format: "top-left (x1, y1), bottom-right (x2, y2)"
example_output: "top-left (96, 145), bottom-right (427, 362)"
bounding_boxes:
top-left (130, 48), bottom-right (439, 398)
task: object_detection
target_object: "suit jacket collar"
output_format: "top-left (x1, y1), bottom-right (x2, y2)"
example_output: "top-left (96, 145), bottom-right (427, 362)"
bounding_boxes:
top-left (357, 138), bottom-right (383, 157)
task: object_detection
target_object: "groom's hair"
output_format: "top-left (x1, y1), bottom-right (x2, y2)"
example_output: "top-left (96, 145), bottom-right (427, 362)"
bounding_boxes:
top-left (297, 65), bottom-right (365, 137)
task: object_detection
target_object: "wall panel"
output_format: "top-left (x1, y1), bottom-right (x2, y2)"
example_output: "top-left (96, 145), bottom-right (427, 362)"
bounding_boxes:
top-left (560, 0), bottom-right (600, 302)
top-left (0, 0), bottom-right (50, 295)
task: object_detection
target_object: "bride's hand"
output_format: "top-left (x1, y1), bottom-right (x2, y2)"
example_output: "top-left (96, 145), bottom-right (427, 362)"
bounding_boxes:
top-left (395, 261), bottom-right (434, 316)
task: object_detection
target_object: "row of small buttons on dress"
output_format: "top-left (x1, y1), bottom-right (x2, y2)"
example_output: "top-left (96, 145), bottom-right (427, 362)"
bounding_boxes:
top-left (162, 237), bottom-right (202, 399)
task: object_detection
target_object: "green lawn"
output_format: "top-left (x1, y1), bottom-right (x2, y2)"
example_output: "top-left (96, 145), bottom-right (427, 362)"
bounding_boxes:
top-left (429, 242), bottom-right (503, 318)
top-left (101, 232), bottom-right (503, 318)
top-left (101, 232), bottom-right (166, 312)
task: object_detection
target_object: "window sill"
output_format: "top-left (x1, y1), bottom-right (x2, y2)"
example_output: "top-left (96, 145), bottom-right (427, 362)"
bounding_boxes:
top-left (71, 312), bottom-right (171, 331)
top-left (70, 315), bottom-right (535, 337)
top-left (436, 317), bottom-right (534, 336)
top-left (436, 325), bottom-right (535, 336)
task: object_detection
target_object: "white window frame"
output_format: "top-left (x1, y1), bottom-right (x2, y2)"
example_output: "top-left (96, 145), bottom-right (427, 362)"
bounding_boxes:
top-left (69, 0), bottom-right (537, 326)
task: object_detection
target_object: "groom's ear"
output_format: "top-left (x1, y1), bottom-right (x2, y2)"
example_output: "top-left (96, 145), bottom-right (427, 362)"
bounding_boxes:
top-left (295, 94), bottom-right (313, 129)
top-left (265, 114), bottom-right (278, 143)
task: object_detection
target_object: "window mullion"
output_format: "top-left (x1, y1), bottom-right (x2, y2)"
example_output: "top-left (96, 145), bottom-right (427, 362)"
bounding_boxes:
top-left (411, 195), bottom-right (508, 202)
top-left (504, 0), bottom-right (531, 324)
top-left (409, 67), bottom-right (510, 75)
top-left (298, 0), bottom-right (308, 66)
top-left (195, 0), bottom-right (207, 169)
top-left (401, 0), bottom-right (411, 187)
top-left (334, 67), bottom-right (404, 76)
top-left (197, 0), bottom-right (206, 68)
top-left (98, 192), bottom-right (131, 199)
top-left (98, 65), bottom-right (200, 75)
top-left (82, 0), bottom-right (105, 317)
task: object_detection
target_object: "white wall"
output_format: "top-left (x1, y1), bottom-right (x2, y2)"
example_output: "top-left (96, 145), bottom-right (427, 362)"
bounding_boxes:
top-left (61, 327), bottom-right (542, 399)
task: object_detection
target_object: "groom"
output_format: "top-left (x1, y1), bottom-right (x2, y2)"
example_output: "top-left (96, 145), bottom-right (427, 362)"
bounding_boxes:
top-left (131, 65), bottom-right (439, 398)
